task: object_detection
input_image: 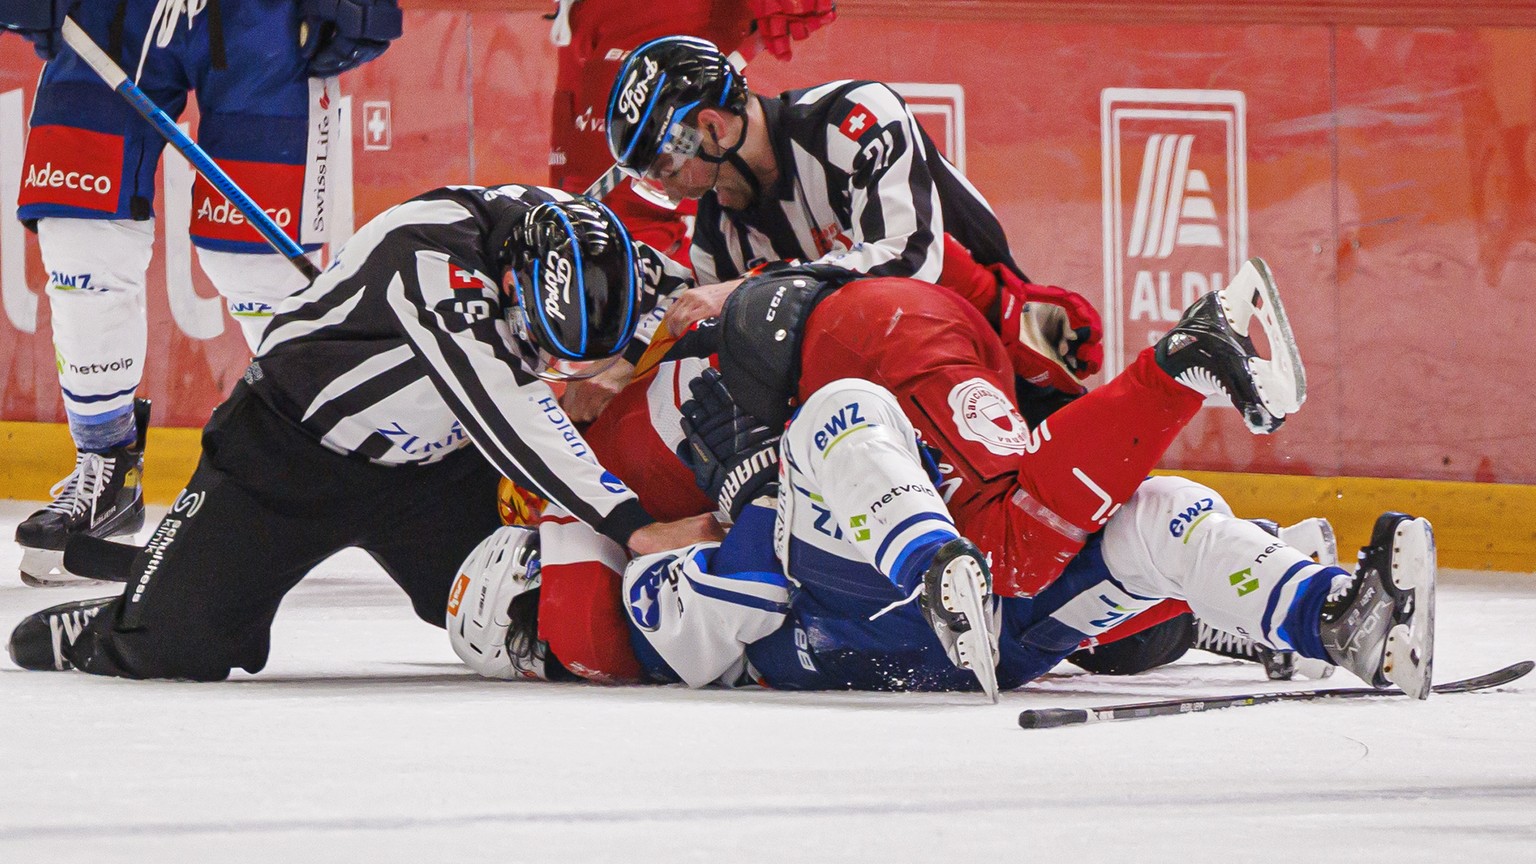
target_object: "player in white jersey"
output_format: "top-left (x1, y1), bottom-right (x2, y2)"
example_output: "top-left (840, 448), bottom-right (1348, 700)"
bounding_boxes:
top-left (448, 373), bottom-right (1436, 701)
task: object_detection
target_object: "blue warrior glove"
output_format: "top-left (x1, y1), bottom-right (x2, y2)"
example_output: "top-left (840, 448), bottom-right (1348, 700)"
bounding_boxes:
top-left (677, 368), bottom-right (782, 522)
top-left (0, 0), bottom-right (79, 60)
top-left (298, 0), bottom-right (404, 77)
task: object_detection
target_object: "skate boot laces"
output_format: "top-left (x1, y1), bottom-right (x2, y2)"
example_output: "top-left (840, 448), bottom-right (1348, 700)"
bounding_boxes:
top-left (43, 452), bottom-right (114, 523)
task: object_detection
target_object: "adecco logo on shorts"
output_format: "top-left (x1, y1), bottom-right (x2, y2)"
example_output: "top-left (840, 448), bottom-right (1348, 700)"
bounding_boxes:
top-left (1101, 88), bottom-right (1248, 377)
top-left (15, 125), bottom-right (124, 215)
top-left (24, 162), bottom-right (112, 196)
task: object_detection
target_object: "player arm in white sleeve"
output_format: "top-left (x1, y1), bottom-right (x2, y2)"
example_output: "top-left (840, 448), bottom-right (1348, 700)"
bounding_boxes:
top-left (815, 82), bottom-right (945, 282)
top-left (623, 504), bottom-right (791, 688)
top-left (386, 247), bottom-right (654, 547)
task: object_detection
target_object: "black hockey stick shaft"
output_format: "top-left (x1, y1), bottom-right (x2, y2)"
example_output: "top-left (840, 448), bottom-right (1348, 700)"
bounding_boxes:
top-left (1018, 660), bottom-right (1533, 729)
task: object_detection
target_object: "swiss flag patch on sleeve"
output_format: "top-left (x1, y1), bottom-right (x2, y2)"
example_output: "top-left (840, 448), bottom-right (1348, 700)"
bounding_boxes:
top-left (448, 263), bottom-right (483, 290)
top-left (838, 104), bottom-right (875, 141)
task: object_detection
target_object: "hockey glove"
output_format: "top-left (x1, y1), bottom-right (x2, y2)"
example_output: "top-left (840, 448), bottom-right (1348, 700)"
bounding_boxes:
top-left (999, 277), bottom-right (1104, 396)
top-left (1, 0), bottom-right (79, 60)
top-left (748, 0), bottom-right (836, 61)
top-left (677, 368), bottom-right (781, 522)
top-left (299, 0), bottom-right (403, 77)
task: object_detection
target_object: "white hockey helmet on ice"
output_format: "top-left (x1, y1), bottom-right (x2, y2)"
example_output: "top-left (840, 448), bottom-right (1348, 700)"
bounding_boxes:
top-left (446, 525), bottom-right (551, 680)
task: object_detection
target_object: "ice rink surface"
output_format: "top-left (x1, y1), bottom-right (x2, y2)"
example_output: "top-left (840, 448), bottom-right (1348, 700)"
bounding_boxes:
top-left (1, 501), bottom-right (1533, 863)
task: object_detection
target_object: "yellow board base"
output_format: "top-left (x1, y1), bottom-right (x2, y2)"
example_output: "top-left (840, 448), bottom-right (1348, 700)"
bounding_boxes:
top-left (1155, 469), bottom-right (1536, 573)
top-left (1, 420), bottom-right (203, 508)
top-left (3, 420), bottom-right (1532, 572)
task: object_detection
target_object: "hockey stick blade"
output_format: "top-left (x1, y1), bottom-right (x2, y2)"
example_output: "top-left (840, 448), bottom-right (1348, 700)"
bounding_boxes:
top-left (1017, 660), bottom-right (1533, 729)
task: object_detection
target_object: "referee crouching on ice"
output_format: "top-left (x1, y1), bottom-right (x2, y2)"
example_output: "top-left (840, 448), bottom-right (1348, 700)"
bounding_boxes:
top-left (8, 184), bottom-right (722, 680)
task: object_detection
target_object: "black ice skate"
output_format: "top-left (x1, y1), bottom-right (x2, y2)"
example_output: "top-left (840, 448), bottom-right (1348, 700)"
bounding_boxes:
top-left (1193, 620), bottom-right (1334, 681)
top-left (918, 537), bottom-right (1001, 702)
top-left (7, 596), bottom-right (114, 671)
top-left (1320, 512), bottom-right (1436, 699)
top-left (16, 399), bottom-right (150, 586)
top-left (1155, 258), bottom-right (1306, 434)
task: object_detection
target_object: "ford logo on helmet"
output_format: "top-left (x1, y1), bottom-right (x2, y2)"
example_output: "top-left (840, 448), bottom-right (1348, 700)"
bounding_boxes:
top-left (504, 197), bottom-right (642, 379)
top-left (616, 56), bottom-right (660, 125)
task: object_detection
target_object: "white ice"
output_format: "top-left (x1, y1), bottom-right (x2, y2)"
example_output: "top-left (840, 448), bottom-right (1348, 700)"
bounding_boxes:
top-left (1, 500), bottom-right (1533, 863)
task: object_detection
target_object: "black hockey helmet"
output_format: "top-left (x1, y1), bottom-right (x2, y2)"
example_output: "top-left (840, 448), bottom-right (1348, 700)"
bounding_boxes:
top-left (605, 36), bottom-right (749, 205)
top-left (498, 197), bottom-right (641, 380)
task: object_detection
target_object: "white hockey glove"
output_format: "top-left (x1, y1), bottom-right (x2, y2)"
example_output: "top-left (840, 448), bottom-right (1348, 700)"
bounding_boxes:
top-left (447, 525), bottom-right (554, 680)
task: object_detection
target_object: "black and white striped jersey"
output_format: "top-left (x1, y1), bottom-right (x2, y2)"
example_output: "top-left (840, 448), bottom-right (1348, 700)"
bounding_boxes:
top-left (248, 184), bottom-right (688, 545)
top-left (689, 81), bottom-right (1021, 286)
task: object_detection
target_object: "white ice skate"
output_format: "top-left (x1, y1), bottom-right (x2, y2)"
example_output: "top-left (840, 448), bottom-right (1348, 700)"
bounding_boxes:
top-left (919, 538), bottom-right (1001, 702)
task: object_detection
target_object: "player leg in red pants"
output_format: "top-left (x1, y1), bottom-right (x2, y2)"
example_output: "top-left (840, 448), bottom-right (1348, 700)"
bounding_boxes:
top-left (796, 260), bottom-right (1304, 597)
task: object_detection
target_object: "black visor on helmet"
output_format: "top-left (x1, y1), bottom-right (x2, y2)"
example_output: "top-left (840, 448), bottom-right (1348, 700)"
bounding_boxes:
top-left (504, 199), bottom-right (640, 380)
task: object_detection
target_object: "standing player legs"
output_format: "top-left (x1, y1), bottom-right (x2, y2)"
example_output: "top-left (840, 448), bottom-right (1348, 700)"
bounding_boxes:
top-left (189, 3), bottom-right (326, 348)
top-left (38, 217), bottom-right (154, 448)
top-left (197, 248), bottom-right (317, 351)
top-left (15, 218), bottom-right (156, 585)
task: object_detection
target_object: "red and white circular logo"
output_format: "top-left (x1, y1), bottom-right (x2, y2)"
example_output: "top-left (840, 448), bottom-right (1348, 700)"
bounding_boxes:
top-left (948, 377), bottom-right (1031, 455)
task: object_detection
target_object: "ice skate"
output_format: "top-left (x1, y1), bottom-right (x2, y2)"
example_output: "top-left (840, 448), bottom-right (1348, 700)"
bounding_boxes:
top-left (918, 538), bottom-right (1000, 702)
top-left (1320, 512), bottom-right (1436, 699)
top-left (1193, 619), bottom-right (1334, 681)
top-left (7, 596), bottom-right (115, 671)
top-left (1155, 258), bottom-right (1306, 434)
top-left (15, 400), bottom-right (149, 586)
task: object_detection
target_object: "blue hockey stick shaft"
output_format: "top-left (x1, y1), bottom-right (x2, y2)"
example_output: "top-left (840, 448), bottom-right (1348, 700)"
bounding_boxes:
top-left (60, 18), bottom-right (321, 282)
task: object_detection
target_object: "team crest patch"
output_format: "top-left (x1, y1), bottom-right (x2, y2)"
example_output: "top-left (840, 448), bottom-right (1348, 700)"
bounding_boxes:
top-left (948, 377), bottom-right (1031, 455)
top-left (627, 562), bottom-right (664, 631)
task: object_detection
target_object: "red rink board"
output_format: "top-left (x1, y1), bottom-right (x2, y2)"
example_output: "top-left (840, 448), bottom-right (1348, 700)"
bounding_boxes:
top-left (0, 2), bottom-right (1533, 486)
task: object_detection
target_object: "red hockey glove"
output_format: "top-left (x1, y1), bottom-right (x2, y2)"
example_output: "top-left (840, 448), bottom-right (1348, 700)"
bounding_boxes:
top-left (998, 276), bottom-right (1104, 396)
top-left (748, 0), bottom-right (836, 62)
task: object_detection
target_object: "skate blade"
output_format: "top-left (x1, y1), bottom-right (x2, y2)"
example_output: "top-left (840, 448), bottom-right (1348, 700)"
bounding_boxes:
top-left (1382, 517), bottom-right (1436, 699)
top-left (1222, 257), bottom-right (1308, 423)
top-left (19, 547), bottom-right (114, 588)
top-left (942, 559), bottom-right (1001, 703)
top-left (1279, 517), bottom-right (1339, 566)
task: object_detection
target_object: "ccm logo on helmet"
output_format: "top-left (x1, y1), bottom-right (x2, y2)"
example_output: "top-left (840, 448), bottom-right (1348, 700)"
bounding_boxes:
top-left (616, 56), bottom-right (660, 124)
top-left (542, 251), bottom-right (573, 321)
top-left (24, 162), bottom-right (112, 195)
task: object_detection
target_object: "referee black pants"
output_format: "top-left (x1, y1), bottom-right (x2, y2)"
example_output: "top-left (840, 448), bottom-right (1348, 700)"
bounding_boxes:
top-left (68, 383), bottom-right (503, 681)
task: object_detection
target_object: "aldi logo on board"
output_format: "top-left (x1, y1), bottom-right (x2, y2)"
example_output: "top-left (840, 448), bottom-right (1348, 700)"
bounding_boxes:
top-left (1101, 89), bottom-right (1248, 376)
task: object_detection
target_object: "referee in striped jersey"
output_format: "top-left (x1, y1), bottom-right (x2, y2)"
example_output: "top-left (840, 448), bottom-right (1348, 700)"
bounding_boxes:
top-left (605, 36), bottom-right (1022, 325)
top-left (9, 185), bottom-right (722, 680)
top-left (601, 38), bottom-right (1106, 423)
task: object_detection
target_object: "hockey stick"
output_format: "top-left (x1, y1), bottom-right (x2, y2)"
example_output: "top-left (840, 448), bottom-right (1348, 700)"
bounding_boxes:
top-left (1017, 660), bottom-right (1534, 729)
top-left (59, 18), bottom-right (321, 282)
top-left (584, 45), bottom-right (755, 201)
